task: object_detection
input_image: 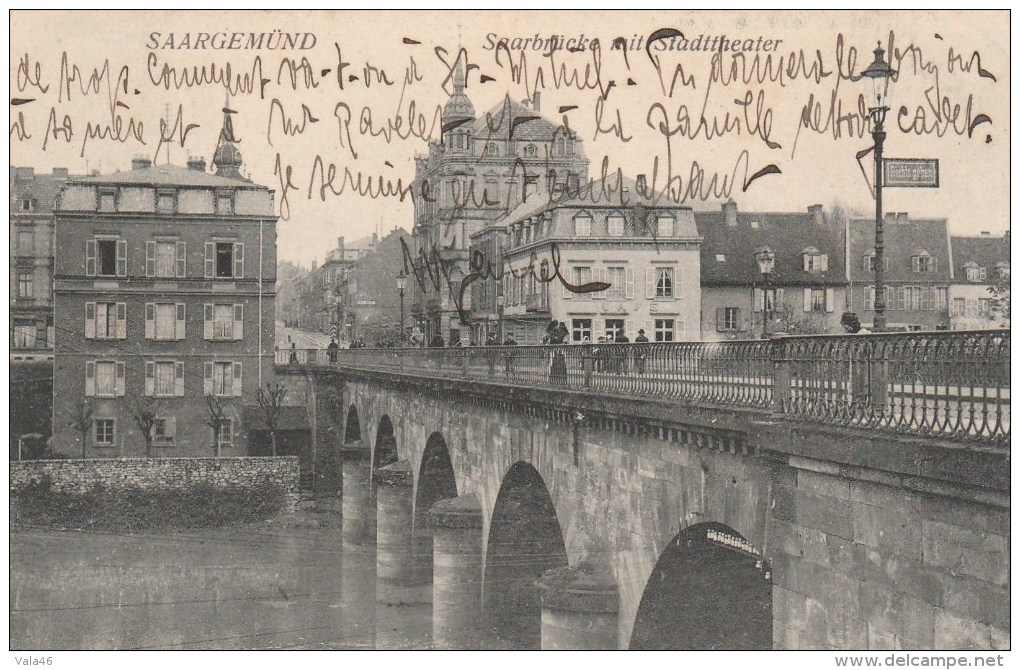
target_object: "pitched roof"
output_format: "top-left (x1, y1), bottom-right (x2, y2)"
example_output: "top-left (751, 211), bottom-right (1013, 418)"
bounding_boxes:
top-left (696, 206), bottom-right (845, 286)
top-left (950, 234), bottom-right (1010, 280)
top-left (471, 97), bottom-right (569, 142)
top-left (11, 169), bottom-right (83, 214)
top-left (847, 215), bottom-right (951, 282)
top-left (70, 164), bottom-right (264, 189)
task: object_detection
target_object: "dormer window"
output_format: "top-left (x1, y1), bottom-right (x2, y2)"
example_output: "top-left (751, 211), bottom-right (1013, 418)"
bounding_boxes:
top-left (715, 254), bottom-right (726, 262)
top-left (963, 262), bottom-right (984, 282)
top-left (912, 251), bottom-right (936, 273)
top-left (484, 143), bottom-right (499, 157)
top-left (656, 216), bottom-right (675, 238)
top-left (802, 247), bottom-right (828, 272)
top-left (21, 195), bottom-right (35, 211)
top-left (862, 252), bottom-right (890, 273)
top-left (574, 214), bottom-right (592, 237)
top-left (996, 262), bottom-right (1010, 280)
top-left (607, 214), bottom-right (625, 237)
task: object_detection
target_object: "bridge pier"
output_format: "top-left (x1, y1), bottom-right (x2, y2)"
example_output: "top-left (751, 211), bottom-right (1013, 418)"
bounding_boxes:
top-left (374, 460), bottom-right (430, 605)
top-left (429, 494), bottom-right (484, 650)
top-left (341, 442), bottom-right (374, 548)
top-left (535, 559), bottom-right (619, 650)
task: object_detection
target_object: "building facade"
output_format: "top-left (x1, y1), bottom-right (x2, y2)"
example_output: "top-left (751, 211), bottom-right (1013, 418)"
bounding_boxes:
top-left (296, 235), bottom-right (375, 336)
top-left (698, 202), bottom-right (847, 340)
top-left (51, 134), bottom-right (277, 457)
top-left (487, 177), bottom-right (702, 344)
top-left (410, 58), bottom-right (589, 344)
top-left (10, 166), bottom-right (84, 356)
top-left (847, 214), bottom-right (952, 331)
top-left (336, 228), bottom-right (412, 345)
top-left (948, 232), bottom-right (1010, 330)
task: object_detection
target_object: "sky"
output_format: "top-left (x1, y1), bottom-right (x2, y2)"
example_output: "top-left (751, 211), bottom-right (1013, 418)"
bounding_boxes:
top-left (9, 10), bottom-right (1010, 267)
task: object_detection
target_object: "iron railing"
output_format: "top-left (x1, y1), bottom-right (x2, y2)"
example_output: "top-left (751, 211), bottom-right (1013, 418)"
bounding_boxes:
top-left (276, 330), bottom-right (1010, 444)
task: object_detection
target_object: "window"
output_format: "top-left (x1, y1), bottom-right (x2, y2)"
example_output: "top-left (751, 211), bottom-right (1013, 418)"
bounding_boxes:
top-left (216, 193), bottom-right (233, 215)
top-left (216, 418), bottom-right (234, 447)
top-left (952, 298), bottom-right (967, 317)
top-left (715, 254), bottom-right (726, 262)
top-left (146, 303), bottom-right (185, 340)
top-left (979, 298), bottom-right (992, 318)
top-left (571, 266), bottom-right (592, 294)
top-left (484, 143), bottom-right (499, 157)
top-left (912, 254), bottom-right (936, 273)
top-left (21, 197), bottom-right (35, 212)
top-left (89, 360), bottom-right (124, 398)
top-left (654, 319), bottom-right (675, 342)
top-left (86, 302), bottom-right (126, 340)
top-left (86, 239), bottom-right (126, 277)
top-left (574, 215), bottom-right (592, 237)
top-left (717, 307), bottom-right (741, 331)
top-left (606, 267), bottom-right (626, 299)
top-left (864, 287), bottom-right (875, 311)
top-left (13, 323), bottom-right (36, 348)
top-left (206, 360), bottom-right (243, 397)
top-left (99, 192), bottom-right (116, 212)
top-left (523, 144), bottom-right (537, 157)
top-left (204, 303), bottom-right (243, 340)
top-left (149, 361), bottom-right (177, 397)
top-left (571, 319), bottom-right (592, 342)
top-left (97, 240), bottom-right (117, 276)
top-left (809, 288), bottom-right (826, 312)
top-left (655, 267), bottom-right (674, 298)
top-left (996, 263), bottom-right (1010, 280)
top-left (656, 217), bottom-right (674, 238)
top-left (18, 230), bottom-right (33, 254)
top-left (146, 241), bottom-right (185, 278)
top-left (207, 242), bottom-right (244, 279)
top-left (154, 417), bottom-right (176, 445)
top-left (95, 419), bottom-right (115, 446)
top-left (605, 319), bottom-right (625, 341)
top-left (803, 249), bottom-right (829, 272)
top-left (607, 215), bottom-right (625, 237)
top-left (157, 193), bottom-right (175, 213)
top-left (863, 255), bottom-right (890, 273)
top-left (17, 271), bottom-right (33, 298)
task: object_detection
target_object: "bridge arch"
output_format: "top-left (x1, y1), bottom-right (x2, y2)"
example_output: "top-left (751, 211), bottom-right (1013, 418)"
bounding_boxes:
top-left (412, 432), bottom-right (459, 592)
top-left (344, 404), bottom-right (361, 444)
top-left (373, 414), bottom-right (399, 473)
top-left (483, 461), bottom-right (568, 649)
top-left (629, 522), bottom-right (772, 650)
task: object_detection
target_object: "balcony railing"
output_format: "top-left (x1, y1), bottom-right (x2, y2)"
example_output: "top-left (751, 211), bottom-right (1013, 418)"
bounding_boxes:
top-left (276, 330), bottom-right (1009, 444)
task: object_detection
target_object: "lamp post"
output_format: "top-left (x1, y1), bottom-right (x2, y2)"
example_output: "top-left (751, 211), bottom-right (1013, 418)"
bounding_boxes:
top-left (396, 270), bottom-right (407, 348)
top-left (754, 246), bottom-right (775, 339)
top-left (861, 41), bottom-right (897, 332)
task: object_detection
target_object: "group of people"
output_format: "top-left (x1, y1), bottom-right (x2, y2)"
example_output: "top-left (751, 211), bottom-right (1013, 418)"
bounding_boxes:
top-left (592, 330), bottom-right (651, 374)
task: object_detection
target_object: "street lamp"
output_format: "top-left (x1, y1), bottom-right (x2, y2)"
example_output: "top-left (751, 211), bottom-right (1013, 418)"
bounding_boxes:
top-left (861, 41), bottom-right (897, 332)
top-left (396, 269), bottom-right (407, 348)
top-left (754, 246), bottom-right (775, 339)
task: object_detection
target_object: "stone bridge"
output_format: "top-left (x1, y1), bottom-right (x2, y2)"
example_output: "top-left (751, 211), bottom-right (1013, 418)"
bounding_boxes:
top-left (277, 332), bottom-right (1009, 650)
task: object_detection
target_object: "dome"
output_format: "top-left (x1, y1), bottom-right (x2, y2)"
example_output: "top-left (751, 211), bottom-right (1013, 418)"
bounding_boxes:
top-left (443, 92), bottom-right (475, 121)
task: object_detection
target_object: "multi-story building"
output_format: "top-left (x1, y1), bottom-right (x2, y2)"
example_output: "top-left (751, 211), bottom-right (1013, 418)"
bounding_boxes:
top-left (948, 232), bottom-right (1010, 330)
top-left (51, 124), bottom-right (277, 457)
top-left (337, 228), bottom-right (412, 345)
top-left (411, 59), bottom-right (589, 344)
top-left (484, 176), bottom-right (702, 344)
top-left (298, 235), bottom-right (375, 336)
top-left (847, 214), bottom-right (952, 331)
top-left (697, 201), bottom-right (847, 340)
top-left (10, 166), bottom-right (84, 356)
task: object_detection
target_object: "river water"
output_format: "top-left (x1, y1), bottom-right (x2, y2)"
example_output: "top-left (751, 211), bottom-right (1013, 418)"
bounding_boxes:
top-left (10, 524), bottom-right (433, 650)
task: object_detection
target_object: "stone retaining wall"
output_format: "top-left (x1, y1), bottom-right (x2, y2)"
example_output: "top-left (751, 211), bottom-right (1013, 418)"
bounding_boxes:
top-left (10, 457), bottom-right (301, 509)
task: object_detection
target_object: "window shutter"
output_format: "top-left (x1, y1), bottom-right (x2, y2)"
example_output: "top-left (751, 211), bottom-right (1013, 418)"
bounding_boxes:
top-left (931, 258), bottom-right (937, 273)
top-left (562, 270), bottom-right (571, 300)
top-left (912, 256), bottom-right (920, 273)
top-left (85, 240), bottom-right (96, 276)
top-left (175, 303), bottom-right (186, 340)
top-left (736, 308), bottom-right (747, 331)
top-left (203, 361), bottom-right (213, 396)
top-left (205, 242), bottom-right (215, 278)
top-left (674, 267), bottom-right (682, 297)
top-left (592, 268), bottom-right (604, 300)
top-left (625, 268), bottom-right (634, 299)
top-left (145, 303), bottom-right (155, 339)
top-left (175, 361), bottom-right (185, 397)
top-left (863, 256), bottom-right (870, 273)
top-left (144, 361), bottom-right (155, 396)
top-left (115, 361), bottom-right (126, 397)
top-left (145, 241), bottom-right (156, 277)
top-left (802, 254), bottom-right (809, 272)
top-left (116, 240), bottom-right (127, 277)
top-left (233, 243), bottom-right (244, 278)
top-left (820, 255), bottom-right (829, 272)
top-left (803, 288), bottom-right (812, 312)
top-left (203, 304), bottom-right (213, 340)
top-left (85, 361), bottom-right (96, 396)
top-left (176, 241), bottom-right (187, 278)
top-left (645, 268), bottom-right (655, 299)
top-left (166, 417), bottom-right (177, 439)
top-left (776, 288), bottom-right (785, 310)
top-left (825, 288), bottom-right (835, 312)
top-left (85, 302), bottom-right (96, 339)
top-left (594, 319), bottom-right (604, 342)
top-left (715, 308), bottom-right (725, 331)
top-left (116, 303), bottom-right (127, 339)
top-left (676, 320), bottom-right (686, 341)
top-left (233, 304), bottom-right (244, 340)
top-left (753, 289), bottom-right (763, 313)
top-left (232, 361), bottom-right (243, 397)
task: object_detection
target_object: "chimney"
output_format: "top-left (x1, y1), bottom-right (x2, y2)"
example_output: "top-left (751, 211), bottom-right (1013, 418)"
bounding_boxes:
top-left (723, 199), bottom-right (738, 227)
top-left (338, 236), bottom-right (345, 252)
top-left (186, 156), bottom-right (207, 172)
top-left (807, 204), bottom-right (824, 226)
top-left (636, 174), bottom-right (647, 194)
top-left (131, 155), bottom-right (152, 170)
top-left (980, 231), bottom-right (991, 236)
top-left (52, 168), bottom-right (68, 178)
top-left (533, 91), bottom-right (541, 113)
top-left (885, 212), bottom-right (897, 222)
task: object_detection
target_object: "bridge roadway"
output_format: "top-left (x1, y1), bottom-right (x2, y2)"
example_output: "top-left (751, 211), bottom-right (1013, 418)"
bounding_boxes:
top-left (277, 331), bottom-right (1009, 650)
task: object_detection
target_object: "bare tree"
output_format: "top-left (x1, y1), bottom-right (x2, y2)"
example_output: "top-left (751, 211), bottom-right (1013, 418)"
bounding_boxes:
top-left (254, 381), bottom-right (288, 457)
top-left (989, 271), bottom-right (1011, 322)
top-left (204, 396), bottom-right (230, 457)
top-left (124, 396), bottom-right (164, 458)
top-left (67, 400), bottom-right (94, 459)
